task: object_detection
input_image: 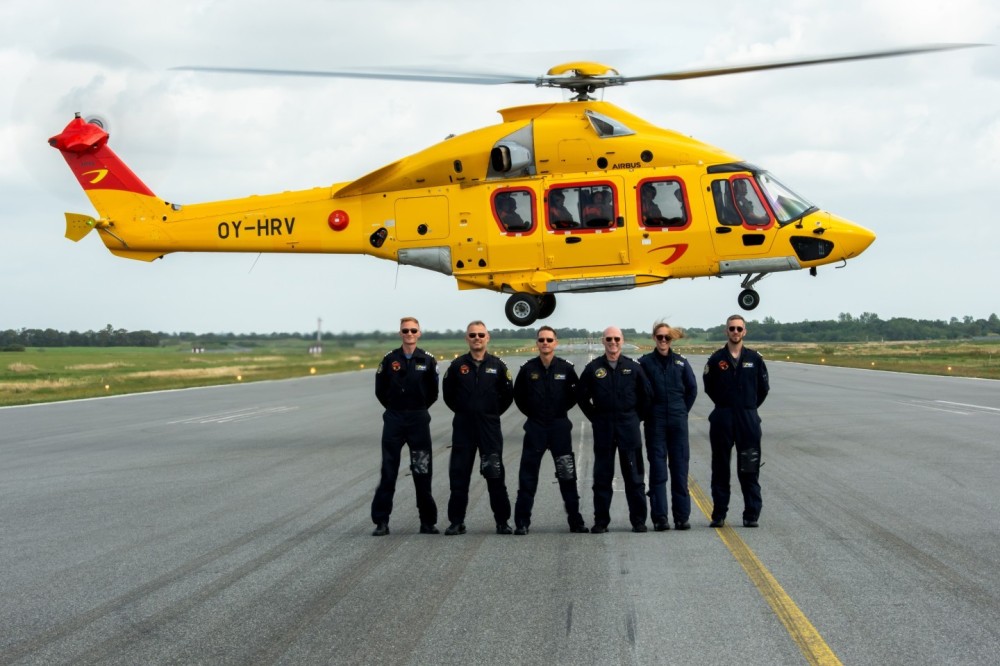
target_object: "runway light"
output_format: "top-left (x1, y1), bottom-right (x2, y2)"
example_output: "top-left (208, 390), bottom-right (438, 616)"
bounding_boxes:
top-left (310, 367), bottom-right (317, 375)
top-left (360, 364), bottom-right (365, 369)
top-left (104, 384), bottom-right (110, 391)
top-left (821, 358), bottom-right (826, 363)
top-left (236, 375), bottom-right (243, 381)
top-left (871, 362), bottom-right (876, 367)
top-left (947, 366), bottom-right (953, 372)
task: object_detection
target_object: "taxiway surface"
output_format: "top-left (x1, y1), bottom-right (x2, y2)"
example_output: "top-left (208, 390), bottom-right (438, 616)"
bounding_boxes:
top-left (2, 352), bottom-right (998, 664)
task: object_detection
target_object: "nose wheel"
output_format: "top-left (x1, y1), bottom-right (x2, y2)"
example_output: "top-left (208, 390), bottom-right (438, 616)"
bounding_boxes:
top-left (505, 293), bottom-right (540, 327)
top-left (738, 288), bottom-right (760, 311)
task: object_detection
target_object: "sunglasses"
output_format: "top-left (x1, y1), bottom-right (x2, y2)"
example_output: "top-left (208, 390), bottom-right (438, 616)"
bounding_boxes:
top-left (728, 326), bottom-right (745, 332)
top-left (467, 332), bottom-right (487, 338)
top-left (604, 336), bottom-right (622, 343)
top-left (655, 334), bottom-right (672, 342)
top-left (537, 337), bottom-right (554, 343)
top-left (400, 328), bottom-right (419, 334)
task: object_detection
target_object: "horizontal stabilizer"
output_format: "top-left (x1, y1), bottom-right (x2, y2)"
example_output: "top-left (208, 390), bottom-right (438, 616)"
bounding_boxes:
top-left (109, 248), bottom-right (163, 262)
top-left (65, 213), bottom-right (97, 242)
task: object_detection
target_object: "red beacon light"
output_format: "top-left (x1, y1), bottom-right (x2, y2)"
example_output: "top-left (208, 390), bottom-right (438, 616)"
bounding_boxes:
top-left (327, 210), bottom-right (349, 231)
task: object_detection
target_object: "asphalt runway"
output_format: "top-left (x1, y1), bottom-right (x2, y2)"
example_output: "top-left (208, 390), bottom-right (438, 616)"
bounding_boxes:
top-left (1, 350), bottom-right (999, 665)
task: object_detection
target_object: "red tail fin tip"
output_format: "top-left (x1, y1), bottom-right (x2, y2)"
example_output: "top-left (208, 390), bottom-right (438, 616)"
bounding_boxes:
top-left (49, 115), bottom-right (155, 197)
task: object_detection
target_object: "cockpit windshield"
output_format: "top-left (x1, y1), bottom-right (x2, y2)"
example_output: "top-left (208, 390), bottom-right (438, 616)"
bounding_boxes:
top-left (756, 172), bottom-right (816, 225)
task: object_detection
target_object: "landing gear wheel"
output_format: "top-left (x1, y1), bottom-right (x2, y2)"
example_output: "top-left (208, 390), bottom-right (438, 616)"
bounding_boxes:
top-left (537, 293), bottom-right (557, 319)
top-left (738, 289), bottom-right (760, 311)
top-left (505, 293), bottom-right (540, 327)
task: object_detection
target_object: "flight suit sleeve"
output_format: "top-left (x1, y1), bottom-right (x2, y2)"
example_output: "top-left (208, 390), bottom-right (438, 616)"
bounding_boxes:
top-left (374, 353), bottom-right (391, 409)
top-left (513, 363), bottom-right (533, 418)
top-left (562, 363), bottom-right (580, 414)
top-left (635, 364), bottom-right (653, 421)
top-left (703, 355), bottom-right (720, 406)
top-left (756, 355), bottom-right (770, 408)
top-left (496, 359), bottom-right (514, 415)
top-left (576, 366), bottom-right (596, 422)
top-left (442, 361), bottom-right (459, 413)
top-left (423, 355), bottom-right (439, 409)
top-left (682, 359), bottom-right (698, 412)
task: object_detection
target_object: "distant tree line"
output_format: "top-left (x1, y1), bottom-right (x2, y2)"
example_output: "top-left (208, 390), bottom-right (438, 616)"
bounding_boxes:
top-left (3, 313), bottom-right (998, 350)
top-left (724, 312), bottom-right (1000, 343)
top-left (1, 325), bottom-right (159, 350)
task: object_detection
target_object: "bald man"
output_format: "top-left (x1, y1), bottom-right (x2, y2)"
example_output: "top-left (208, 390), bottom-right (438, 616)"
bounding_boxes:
top-left (576, 326), bottom-right (653, 533)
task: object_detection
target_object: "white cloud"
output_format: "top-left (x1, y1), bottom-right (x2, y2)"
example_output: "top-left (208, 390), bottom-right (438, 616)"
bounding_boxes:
top-left (2, 0), bottom-right (997, 334)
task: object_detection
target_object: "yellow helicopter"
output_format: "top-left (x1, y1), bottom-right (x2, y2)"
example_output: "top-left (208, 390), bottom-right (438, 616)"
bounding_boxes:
top-left (49, 45), bottom-right (974, 326)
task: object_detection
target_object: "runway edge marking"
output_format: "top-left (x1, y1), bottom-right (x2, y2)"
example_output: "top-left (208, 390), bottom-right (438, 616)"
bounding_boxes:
top-left (689, 477), bottom-right (843, 666)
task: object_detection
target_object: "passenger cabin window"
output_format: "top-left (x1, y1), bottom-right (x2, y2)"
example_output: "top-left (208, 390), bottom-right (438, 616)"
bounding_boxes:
top-left (547, 184), bottom-right (616, 230)
top-left (639, 180), bottom-right (688, 228)
top-left (711, 177), bottom-right (772, 227)
top-left (493, 190), bottom-right (535, 233)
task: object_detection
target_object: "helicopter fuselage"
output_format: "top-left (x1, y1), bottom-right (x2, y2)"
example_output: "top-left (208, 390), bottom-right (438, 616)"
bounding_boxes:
top-left (51, 99), bottom-right (875, 326)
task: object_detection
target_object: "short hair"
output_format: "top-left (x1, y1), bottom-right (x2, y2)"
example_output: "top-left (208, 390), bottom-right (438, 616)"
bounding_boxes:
top-left (727, 314), bottom-right (746, 326)
top-left (466, 320), bottom-right (487, 331)
top-left (400, 316), bottom-right (420, 328)
top-left (537, 325), bottom-right (557, 337)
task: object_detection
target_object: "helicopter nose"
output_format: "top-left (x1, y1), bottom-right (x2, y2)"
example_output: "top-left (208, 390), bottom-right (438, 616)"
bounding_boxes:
top-left (832, 215), bottom-right (876, 258)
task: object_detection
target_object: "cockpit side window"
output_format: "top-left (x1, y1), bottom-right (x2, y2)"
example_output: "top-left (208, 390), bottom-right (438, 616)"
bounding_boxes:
top-left (732, 177), bottom-right (772, 227)
top-left (639, 179), bottom-right (688, 229)
top-left (547, 184), bottom-right (617, 231)
top-left (712, 177), bottom-right (772, 227)
top-left (711, 180), bottom-right (742, 226)
top-left (493, 189), bottom-right (535, 234)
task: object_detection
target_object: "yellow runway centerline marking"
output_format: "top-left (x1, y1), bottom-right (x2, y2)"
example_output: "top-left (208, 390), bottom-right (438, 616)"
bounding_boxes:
top-left (689, 478), bottom-right (843, 666)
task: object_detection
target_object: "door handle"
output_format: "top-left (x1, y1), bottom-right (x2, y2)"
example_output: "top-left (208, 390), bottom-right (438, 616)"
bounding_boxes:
top-left (565, 236), bottom-right (582, 244)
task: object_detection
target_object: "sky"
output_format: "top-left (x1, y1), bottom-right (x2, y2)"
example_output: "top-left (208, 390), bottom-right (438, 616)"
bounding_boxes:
top-left (1, 0), bottom-right (997, 335)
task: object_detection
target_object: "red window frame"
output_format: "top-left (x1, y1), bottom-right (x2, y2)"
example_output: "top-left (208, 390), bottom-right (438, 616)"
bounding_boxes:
top-left (636, 177), bottom-right (692, 231)
top-left (544, 181), bottom-right (619, 233)
top-left (727, 176), bottom-right (775, 230)
top-left (491, 188), bottom-right (537, 236)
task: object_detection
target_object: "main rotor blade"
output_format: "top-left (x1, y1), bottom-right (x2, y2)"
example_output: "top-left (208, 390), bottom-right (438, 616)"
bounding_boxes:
top-left (622, 43), bottom-right (986, 83)
top-left (172, 65), bottom-right (536, 86)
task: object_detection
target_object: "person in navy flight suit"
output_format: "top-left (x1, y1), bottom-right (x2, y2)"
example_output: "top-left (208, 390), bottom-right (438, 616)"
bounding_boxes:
top-left (512, 326), bottom-right (589, 534)
top-left (371, 317), bottom-right (440, 536)
top-left (703, 315), bottom-right (770, 528)
top-left (577, 326), bottom-right (652, 533)
top-left (442, 321), bottom-right (515, 535)
top-left (639, 322), bottom-right (697, 531)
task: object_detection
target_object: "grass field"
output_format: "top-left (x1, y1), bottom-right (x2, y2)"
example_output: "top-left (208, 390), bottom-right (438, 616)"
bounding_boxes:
top-left (2, 338), bottom-right (997, 407)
